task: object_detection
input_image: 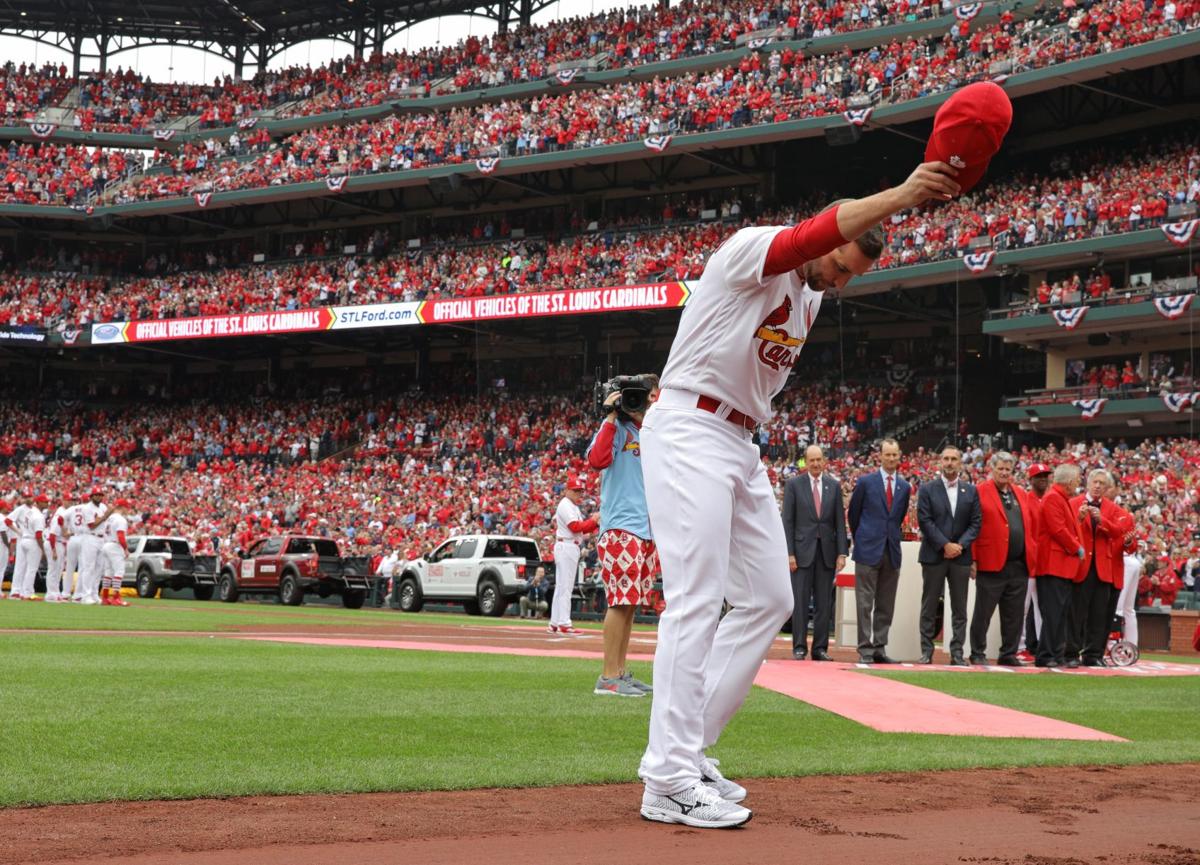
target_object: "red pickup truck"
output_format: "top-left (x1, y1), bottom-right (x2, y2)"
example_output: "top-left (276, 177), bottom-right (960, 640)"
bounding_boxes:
top-left (217, 534), bottom-right (375, 608)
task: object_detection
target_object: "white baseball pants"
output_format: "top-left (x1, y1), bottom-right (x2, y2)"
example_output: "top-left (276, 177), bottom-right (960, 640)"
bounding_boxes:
top-left (66, 535), bottom-right (85, 599)
top-left (1019, 577), bottom-right (1041, 652)
top-left (101, 543), bottom-right (126, 585)
top-left (638, 389), bottom-right (792, 796)
top-left (0, 541), bottom-right (8, 597)
top-left (14, 538), bottom-right (42, 597)
top-left (80, 536), bottom-right (104, 602)
top-left (44, 540), bottom-right (64, 597)
top-left (1117, 562), bottom-right (1140, 646)
top-left (551, 541), bottom-right (581, 628)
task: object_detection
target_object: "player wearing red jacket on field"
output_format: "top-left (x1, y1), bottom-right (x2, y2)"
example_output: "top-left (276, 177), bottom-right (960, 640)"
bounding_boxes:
top-left (1033, 464), bottom-right (1086, 668)
top-left (1069, 469), bottom-right (1132, 666)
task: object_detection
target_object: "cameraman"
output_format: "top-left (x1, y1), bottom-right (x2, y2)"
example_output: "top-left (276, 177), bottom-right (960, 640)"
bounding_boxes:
top-left (587, 374), bottom-right (660, 698)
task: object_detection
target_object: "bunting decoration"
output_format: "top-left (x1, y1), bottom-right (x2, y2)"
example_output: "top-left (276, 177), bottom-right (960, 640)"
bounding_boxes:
top-left (69, 203), bottom-right (95, 215)
top-left (963, 250), bottom-right (996, 273)
top-left (1072, 398), bottom-right (1107, 420)
top-left (30, 122), bottom-right (57, 139)
top-left (747, 38), bottom-right (769, 49)
top-left (325, 175), bottom-right (348, 193)
top-left (955, 3), bottom-right (983, 20)
top-left (1162, 393), bottom-right (1194, 413)
top-left (1153, 294), bottom-right (1194, 319)
top-left (991, 73), bottom-right (1010, 85)
top-left (643, 135), bottom-right (673, 152)
top-left (475, 157), bottom-right (499, 175)
top-left (886, 364), bottom-right (913, 387)
top-left (1162, 219), bottom-right (1199, 246)
top-left (194, 191), bottom-right (213, 208)
top-left (1052, 307), bottom-right (1088, 330)
top-left (554, 69), bottom-right (579, 85)
top-left (237, 116), bottom-right (259, 130)
top-left (842, 107), bottom-right (873, 126)
top-left (152, 129), bottom-right (176, 142)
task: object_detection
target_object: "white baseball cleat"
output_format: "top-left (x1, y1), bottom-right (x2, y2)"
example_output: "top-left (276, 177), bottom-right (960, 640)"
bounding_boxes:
top-left (699, 756), bottom-right (748, 802)
top-left (79, 597), bottom-right (101, 605)
top-left (641, 783), bottom-right (751, 829)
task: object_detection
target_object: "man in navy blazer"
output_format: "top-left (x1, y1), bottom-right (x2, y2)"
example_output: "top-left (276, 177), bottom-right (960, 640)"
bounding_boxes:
top-left (847, 438), bottom-right (911, 663)
top-left (916, 446), bottom-right (981, 665)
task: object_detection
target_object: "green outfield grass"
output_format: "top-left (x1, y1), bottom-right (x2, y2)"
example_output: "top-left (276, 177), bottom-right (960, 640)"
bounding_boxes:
top-left (0, 598), bottom-right (607, 633)
top-left (1, 628), bottom-right (1197, 808)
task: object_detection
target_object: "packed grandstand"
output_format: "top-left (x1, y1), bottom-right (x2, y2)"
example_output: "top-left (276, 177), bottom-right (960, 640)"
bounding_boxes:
top-left (0, 0), bottom-right (1196, 611)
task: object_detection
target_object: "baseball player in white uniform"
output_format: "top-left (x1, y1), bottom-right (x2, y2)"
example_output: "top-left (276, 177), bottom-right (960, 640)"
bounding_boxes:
top-left (74, 487), bottom-right (109, 605)
top-left (99, 500), bottom-right (131, 606)
top-left (7, 490), bottom-right (46, 600)
top-left (65, 499), bottom-right (89, 602)
top-left (0, 498), bottom-right (11, 599)
top-left (44, 498), bottom-right (71, 601)
top-left (549, 477), bottom-right (597, 635)
top-left (637, 162), bottom-right (961, 828)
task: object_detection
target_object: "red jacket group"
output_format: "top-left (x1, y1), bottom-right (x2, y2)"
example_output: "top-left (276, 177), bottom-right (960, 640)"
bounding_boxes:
top-left (974, 479), bottom-right (1038, 574)
top-left (1033, 485), bottom-right (1134, 584)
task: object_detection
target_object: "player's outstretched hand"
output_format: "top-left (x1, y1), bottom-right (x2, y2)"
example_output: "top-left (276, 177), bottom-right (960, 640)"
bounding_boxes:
top-left (896, 161), bottom-right (961, 208)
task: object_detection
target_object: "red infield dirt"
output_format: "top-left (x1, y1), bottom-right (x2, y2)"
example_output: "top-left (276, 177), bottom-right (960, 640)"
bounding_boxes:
top-left (8, 763), bottom-right (1197, 865)
top-left (9, 614), bottom-right (1199, 864)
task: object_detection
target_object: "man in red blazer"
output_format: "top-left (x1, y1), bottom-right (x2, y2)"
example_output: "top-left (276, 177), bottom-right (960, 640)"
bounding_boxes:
top-left (969, 452), bottom-right (1038, 666)
top-left (1068, 469), bottom-right (1135, 666)
top-left (1033, 463), bottom-right (1086, 668)
top-left (1100, 475), bottom-right (1136, 640)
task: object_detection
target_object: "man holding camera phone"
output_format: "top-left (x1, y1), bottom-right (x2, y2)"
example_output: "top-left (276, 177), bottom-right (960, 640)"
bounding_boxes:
top-left (587, 374), bottom-right (660, 698)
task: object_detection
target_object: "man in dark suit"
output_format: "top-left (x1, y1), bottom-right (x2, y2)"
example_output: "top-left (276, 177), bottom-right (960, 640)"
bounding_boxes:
top-left (916, 446), bottom-right (981, 665)
top-left (782, 445), bottom-right (849, 661)
top-left (848, 438), bottom-right (911, 664)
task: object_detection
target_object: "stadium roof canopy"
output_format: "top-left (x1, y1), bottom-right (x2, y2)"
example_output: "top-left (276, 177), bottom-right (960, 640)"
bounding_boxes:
top-left (0, 0), bottom-right (555, 76)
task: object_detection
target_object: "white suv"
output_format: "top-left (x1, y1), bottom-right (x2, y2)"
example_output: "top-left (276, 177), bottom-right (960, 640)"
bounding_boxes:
top-left (394, 534), bottom-right (546, 617)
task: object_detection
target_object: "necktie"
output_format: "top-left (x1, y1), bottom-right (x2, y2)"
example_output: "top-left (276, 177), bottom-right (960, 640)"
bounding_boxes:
top-left (812, 478), bottom-right (822, 517)
top-left (886, 475), bottom-right (894, 509)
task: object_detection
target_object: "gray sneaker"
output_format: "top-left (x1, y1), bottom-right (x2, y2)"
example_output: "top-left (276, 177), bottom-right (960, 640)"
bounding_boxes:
top-left (699, 756), bottom-right (747, 802)
top-left (620, 671), bottom-right (653, 694)
top-left (641, 783), bottom-right (752, 829)
top-left (594, 675), bottom-right (645, 697)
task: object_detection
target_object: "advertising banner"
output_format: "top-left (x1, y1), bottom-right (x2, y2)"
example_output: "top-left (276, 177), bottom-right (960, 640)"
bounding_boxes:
top-left (416, 282), bottom-right (691, 325)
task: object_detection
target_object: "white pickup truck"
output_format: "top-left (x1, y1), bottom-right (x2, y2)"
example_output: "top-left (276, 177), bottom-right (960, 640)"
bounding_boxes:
top-left (394, 534), bottom-right (549, 617)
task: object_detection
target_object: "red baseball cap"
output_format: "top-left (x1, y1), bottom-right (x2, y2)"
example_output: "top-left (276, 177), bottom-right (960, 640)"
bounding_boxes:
top-left (1027, 463), bottom-right (1051, 478)
top-left (90, 486), bottom-right (105, 497)
top-left (567, 475), bottom-right (586, 491)
top-left (115, 498), bottom-right (133, 508)
top-left (35, 494), bottom-right (49, 504)
top-left (924, 81), bottom-right (1013, 193)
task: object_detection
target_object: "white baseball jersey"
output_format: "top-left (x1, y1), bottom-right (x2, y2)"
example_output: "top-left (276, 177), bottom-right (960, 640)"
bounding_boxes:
top-left (554, 497), bottom-right (585, 542)
top-left (49, 506), bottom-right (70, 540)
top-left (102, 512), bottom-right (129, 546)
top-left (658, 226), bottom-right (823, 422)
top-left (78, 502), bottom-right (108, 537)
top-left (12, 505), bottom-right (45, 540)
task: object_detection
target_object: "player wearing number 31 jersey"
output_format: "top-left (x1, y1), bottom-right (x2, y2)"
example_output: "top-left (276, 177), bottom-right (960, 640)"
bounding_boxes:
top-left (637, 157), bottom-right (970, 830)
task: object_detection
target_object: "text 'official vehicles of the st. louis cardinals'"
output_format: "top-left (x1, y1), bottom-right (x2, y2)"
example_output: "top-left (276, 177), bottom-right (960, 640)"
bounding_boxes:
top-left (124, 535), bottom-right (219, 600)
top-left (217, 535), bottom-right (376, 608)
top-left (395, 535), bottom-right (549, 617)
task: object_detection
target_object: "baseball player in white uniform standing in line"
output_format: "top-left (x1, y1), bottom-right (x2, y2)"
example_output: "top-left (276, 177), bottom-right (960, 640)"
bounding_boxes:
top-left (44, 497), bottom-right (71, 601)
top-left (1118, 540), bottom-right (1144, 647)
top-left (75, 487), bottom-right (109, 605)
top-left (99, 500), bottom-right (131, 606)
top-left (0, 497), bottom-right (11, 599)
top-left (7, 490), bottom-right (46, 601)
top-left (549, 477), bottom-right (598, 635)
top-left (65, 497), bottom-right (89, 602)
top-left (637, 161), bottom-right (963, 829)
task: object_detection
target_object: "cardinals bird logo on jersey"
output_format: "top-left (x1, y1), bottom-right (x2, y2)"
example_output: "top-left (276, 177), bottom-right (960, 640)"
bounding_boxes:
top-left (754, 296), bottom-right (804, 371)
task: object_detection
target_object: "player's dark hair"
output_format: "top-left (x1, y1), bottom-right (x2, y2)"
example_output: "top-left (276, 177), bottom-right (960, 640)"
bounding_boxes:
top-left (823, 198), bottom-right (884, 261)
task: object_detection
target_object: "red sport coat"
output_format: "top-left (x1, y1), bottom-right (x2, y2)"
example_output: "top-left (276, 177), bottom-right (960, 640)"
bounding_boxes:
top-left (973, 479), bottom-right (1037, 574)
top-left (1102, 500), bottom-right (1135, 590)
top-left (1069, 494), bottom-right (1132, 587)
top-left (1034, 485), bottom-right (1085, 581)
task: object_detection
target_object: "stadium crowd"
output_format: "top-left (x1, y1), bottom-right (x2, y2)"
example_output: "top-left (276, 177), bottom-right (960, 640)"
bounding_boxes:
top-left (0, 365), bottom-right (1196, 604)
top-left (1, 128), bottom-right (1195, 330)
top-left (96, 0), bottom-right (1197, 206)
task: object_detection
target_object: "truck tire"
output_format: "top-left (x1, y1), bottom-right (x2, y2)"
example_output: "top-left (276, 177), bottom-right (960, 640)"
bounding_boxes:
top-left (279, 572), bottom-right (304, 606)
top-left (192, 584), bottom-right (215, 601)
top-left (397, 576), bottom-right (424, 612)
top-left (342, 590), bottom-right (366, 610)
top-left (477, 576), bottom-right (508, 618)
top-left (218, 572), bottom-right (239, 603)
top-left (135, 567), bottom-right (157, 599)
